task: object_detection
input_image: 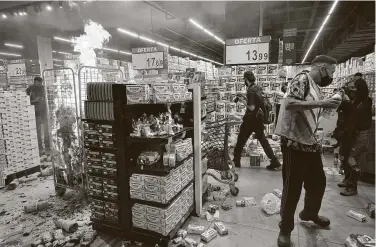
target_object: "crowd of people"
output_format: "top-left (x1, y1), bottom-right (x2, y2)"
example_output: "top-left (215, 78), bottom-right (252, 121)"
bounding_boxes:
top-left (233, 55), bottom-right (373, 247)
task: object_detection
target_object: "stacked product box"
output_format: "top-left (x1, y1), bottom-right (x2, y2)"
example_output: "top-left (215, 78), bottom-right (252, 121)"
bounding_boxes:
top-left (129, 157), bottom-right (194, 204)
top-left (125, 84), bottom-right (192, 105)
top-left (0, 91), bottom-right (40, 177)
top-left (132, 183), bottom-right (194, 236)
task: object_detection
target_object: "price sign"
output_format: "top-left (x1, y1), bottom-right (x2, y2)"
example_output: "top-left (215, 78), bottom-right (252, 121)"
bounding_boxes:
top-left (225, 36), bottom-right (271, 65)
top-left (7, 59), bottom-right (26, 77)
top-left (132, 47), bottom-right (164, 70)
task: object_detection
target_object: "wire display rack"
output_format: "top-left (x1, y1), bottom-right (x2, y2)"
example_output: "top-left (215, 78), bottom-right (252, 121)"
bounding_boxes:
top-left (43, 68), bottom-right (83, 196)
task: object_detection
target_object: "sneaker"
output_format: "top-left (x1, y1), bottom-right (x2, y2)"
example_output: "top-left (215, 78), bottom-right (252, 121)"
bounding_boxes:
top-left (338, 179), bottom-right (350, 188)
top-left (266, 159), bottom-right (282, 170)
top-left (277, 232), bottom-right (291, 247)
top-left (299, 211), bottom-right (330, 227)
top-left (340, 187), bottom-right (358, 196)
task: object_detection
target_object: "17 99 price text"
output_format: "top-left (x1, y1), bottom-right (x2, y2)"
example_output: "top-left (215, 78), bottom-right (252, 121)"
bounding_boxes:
top-left (246, 50), bottom-right (268, 62)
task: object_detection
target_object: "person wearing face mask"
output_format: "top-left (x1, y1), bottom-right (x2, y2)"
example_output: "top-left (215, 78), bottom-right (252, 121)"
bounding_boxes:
top-left (26, 77), bottom-right (50, 155)
top-left (338, 78), bottom-right (372, 196)
top-left (274, 55), bottom-right (342, 247)
top-left (233, 71), bottom-right (281, 170)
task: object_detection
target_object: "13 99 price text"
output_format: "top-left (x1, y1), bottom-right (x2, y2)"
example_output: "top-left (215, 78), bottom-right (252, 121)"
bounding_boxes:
top-left (146, 57), bottom-right (163, 68)
top-left (246, 50), bottom-right (268, 62)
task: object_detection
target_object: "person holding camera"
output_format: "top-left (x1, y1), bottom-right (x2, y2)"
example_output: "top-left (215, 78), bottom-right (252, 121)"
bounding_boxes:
top-left (233, 71), bottom-right (282, 170)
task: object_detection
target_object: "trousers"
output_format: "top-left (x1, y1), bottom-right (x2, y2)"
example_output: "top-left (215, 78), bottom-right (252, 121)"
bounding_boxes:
top-left (279, 147), bottom-right (326, 233)
top-left (35, 115), bottom-right (50, 152)
top-left (347, 130), bottom-right (369, 187)
top-left (339, 141), bottom-right (351, 180)
top-left (233, 116), bottom-right (276, 162)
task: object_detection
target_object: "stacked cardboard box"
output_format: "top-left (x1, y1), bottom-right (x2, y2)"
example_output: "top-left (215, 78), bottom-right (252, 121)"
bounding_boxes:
top-left (0, 90), bottom-right (40, 177)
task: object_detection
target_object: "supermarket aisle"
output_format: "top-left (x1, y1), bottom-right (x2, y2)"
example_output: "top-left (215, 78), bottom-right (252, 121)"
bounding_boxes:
top-left (179, 158), bottom-right (375, 247)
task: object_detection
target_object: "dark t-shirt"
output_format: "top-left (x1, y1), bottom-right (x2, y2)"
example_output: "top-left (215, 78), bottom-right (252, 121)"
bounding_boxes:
top-left (26, 85), bottom-right (46, 117)
top-left (244, 84), bottom-right (263, 121)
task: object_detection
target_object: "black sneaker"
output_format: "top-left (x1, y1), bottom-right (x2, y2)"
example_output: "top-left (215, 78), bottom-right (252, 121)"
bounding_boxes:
top-left (266, 159), bottom-right (282, 170)
top-left (340, 187), bottom-right (358, 196)
top-left (338, 179), bottom-right (350, 188)
top-left (277, 232), bottom-right (291, 247)
top-left (299, 211), bottom-right (330, 227)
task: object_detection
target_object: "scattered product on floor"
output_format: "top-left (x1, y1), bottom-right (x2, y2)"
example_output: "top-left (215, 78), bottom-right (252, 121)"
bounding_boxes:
top-left (366, 203), bottom-right (375, 219)
top-left (346, 210), bottom-right (367, 222)
top-left (260, 193), bottom-right (281, 215)
top-left (345, 233), bottom-right (375, 247)
top-left (272, 189), bottom-right (282, 198)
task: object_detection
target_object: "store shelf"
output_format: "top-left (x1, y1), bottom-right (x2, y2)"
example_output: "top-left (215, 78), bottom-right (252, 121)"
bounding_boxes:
top-left (92, 222), bottom-right (123, 237)
top-left (129, 153), bottom-right (193, 176)
top-left (131, 204), bottom-right (194, 241)
top-left (84, 146), bottom-right (117, 153)
top-left (89, 195), bottom-right (120, 204)
top-left (130, 180), bottom-right (194, 208)
top-left (125, 101), bottom-right (192, 106)
top-left (126, 127), bottom-right (193, 143)
top-left (87, 173), bottom-right (117, 180)
top-left (82, 118), bottom-right (115, 124)
top-left (91, 218), bottom-right (120, 228)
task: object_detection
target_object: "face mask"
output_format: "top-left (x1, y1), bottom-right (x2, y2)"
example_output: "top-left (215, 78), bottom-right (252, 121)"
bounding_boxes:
top-left (318, 67), bottom-right (333, 87)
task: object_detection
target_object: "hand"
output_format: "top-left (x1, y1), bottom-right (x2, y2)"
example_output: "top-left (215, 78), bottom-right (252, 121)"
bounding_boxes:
top-left (238, 98), bottom-right (247, 105)
top-left (343, 94), bottom-right (350, 102)
top-left (320, 98), bottom-right (341, 109)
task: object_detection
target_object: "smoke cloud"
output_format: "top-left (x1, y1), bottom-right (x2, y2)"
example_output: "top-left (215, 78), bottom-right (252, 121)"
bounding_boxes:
top-left (73, 20), bottom-right (111, 66)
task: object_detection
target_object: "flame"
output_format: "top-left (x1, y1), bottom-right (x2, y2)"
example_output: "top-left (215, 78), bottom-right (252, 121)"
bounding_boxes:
top-left (73, 20), bottom-right (111, 66)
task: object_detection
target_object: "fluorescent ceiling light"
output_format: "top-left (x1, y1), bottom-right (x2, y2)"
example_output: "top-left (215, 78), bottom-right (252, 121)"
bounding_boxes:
top-left (180, 49), bottom-right (189, 54)
top-left (189, 19), bottom-right (204, 30)
top-left (328, 0), bottom-right (339, 15)
top-left (5, 43), bottom-right (23, 49)
top-left (156, 41), bottom-right (169, 48)
top-left (53, 50), bottom-right (57, 53)
top-left (117, 28), bottom-right (138, 38)
top-left (0, 52), bottom-right (21, 57)
top-left (46, 5), bottom-right (53, 11)
top-left (139, 36), bottom-right (155, 43)
top-left (302, 0), bottom-right (339, 63)
top-left (1, 14), bottom-right (7, 19)
top-left (102, 47), bottom-right (119, 53)
top-left (189, 18), bottom-right (225, 45)
top-left (190, 53), bottom-right (197, 57)
top-left (57, 51), bottom-right (71, 55)
top-left (119, 50), bottom-right (132, 55)
top-left (169, 46), bottom-right (180, 51)
top-left (54, 36), bottom-right (75, 43)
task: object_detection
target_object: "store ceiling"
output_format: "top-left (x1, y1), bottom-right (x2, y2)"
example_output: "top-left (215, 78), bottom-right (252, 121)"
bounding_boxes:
top-left (0, 1), bottom-right (374, 65)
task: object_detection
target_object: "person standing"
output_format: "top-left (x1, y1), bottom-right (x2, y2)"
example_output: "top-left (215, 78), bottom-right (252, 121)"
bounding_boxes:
top-left (339, 78), bottom-right (372, 196)
top-left (26, 76), bottom-right (50, 154)
top-left (274, 55), bottom-right (342, 247)
top-left (233, 71), bottom-right (281, 170)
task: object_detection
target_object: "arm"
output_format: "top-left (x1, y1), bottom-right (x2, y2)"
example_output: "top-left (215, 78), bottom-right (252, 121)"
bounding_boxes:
top-left (285, 97), bottom-right (324, 111)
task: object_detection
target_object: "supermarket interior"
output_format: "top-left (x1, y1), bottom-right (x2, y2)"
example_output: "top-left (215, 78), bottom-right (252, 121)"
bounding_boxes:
top-left (0, 1), bottom-right (375, 247)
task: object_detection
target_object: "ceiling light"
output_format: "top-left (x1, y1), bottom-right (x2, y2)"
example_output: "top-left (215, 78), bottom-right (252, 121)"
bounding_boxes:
top-left (54, 36), bottom-right (75, 43)
top-left (53, 50), bottom-right (57, 53)
top-left (203, 29), bottom-right (214, 37)
top-left (156, 41), bottom-right (169, 48)
top-left (5, 43), bottom-right (23, 49)
top-left (214, 36), bottom-right (225, 44)
top-left (57, 51), bottom-right (71, 55)
top-left (59, 1), bottom-right (63, 8)
top-left (14, 12), bottom-right (18, 16)
top-left (189, 53), bottom-right (197, 57)
top-left (46, 4), bottom-right (53, 11)
top-left (53, 58), bottom-right (62, 62)
top-left (189, 19), bottom-right (204, 30)
top-left (169, 46), bottom-right (180, 51)
top-left (18, 12), bottom-right (23, 16)
top-left (102, 47), bottom-right (119, 53)
top-left (1, 14), bottom-right (7, 19)
top-left (117, 28), bottom-right (139, 38)
top-left (139, 36), bottom-right (156, 43)
top-left (23, 12), bottom-right (27, 15)
top-left (328, 0), bottom-right (339, 15)
top-left (180, 49), bottom-right (189, 54)
top-left (119, 50), bottom-right (132, 55)
top-left (302, 0), bottom-right (339, 63)
top-left (0, 52), bottom-right (21, 57)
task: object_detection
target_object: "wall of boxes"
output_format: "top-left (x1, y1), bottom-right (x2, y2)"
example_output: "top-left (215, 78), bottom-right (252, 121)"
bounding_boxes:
top-left (167, 55), bottom-right (219, 80)
top-left (0, 91), bottom-right (40, 184)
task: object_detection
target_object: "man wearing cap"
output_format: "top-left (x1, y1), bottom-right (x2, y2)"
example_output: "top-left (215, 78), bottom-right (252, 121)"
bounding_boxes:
top-left (233, 71), bottom-right (282, 170)
top-left (275, 55), bottom-right (342, 247)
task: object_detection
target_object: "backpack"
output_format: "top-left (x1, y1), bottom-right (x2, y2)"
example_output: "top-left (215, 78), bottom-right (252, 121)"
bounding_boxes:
top-left (250, 84), bottom-right (274, 124)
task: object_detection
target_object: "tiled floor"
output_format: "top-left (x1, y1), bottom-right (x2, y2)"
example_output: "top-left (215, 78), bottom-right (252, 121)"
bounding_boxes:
top-left (177, 157), bottom-right (375, 247)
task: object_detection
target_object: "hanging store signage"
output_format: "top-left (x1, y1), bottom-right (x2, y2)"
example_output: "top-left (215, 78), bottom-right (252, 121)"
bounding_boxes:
top-left (283, 23), bottom-right (298, 37)
top-left (7, 59), bottom-right (26, 77)
top-left (132, 46), bottom-right (165, 70)
top-left (225, 36), bottom-right (271, 65)
top-left (283, 36), bottom-right (297, 66)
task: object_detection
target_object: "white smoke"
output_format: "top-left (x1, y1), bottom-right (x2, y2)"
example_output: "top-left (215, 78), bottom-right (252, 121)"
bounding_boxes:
top-left (73, 20), bottom-right (111, 66)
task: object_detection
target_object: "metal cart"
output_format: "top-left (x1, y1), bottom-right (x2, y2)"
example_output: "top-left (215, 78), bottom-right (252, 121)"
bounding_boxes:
top-left (43, 68), bottom-right (83, 196)
top-left (202, 118), bottom-right (240, 196)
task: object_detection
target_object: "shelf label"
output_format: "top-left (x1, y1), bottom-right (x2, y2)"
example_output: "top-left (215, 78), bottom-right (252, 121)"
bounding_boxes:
top-left (225, 36), bottom-right (271, 65)
top-left (132, 46), bottom-right (165, 70)
top-left (7, 59), bottom-right (26, 77)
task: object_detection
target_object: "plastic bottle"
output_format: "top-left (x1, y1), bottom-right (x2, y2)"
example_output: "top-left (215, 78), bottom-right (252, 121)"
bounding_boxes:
top-left (322, 92), bottom-right (342, 119)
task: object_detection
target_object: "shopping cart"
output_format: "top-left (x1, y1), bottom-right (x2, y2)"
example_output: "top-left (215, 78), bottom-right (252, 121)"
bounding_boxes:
top-left (202, 118), bottom-right (241, 196)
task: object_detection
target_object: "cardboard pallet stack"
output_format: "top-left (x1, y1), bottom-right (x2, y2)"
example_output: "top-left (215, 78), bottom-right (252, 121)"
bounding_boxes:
top-left (0, 90), bottom-right (40, 184)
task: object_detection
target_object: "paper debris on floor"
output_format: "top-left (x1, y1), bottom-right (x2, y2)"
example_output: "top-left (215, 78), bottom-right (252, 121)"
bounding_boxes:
top-left (345, 233), bottom-right (375, 247)
top-left (346, 210), bottom-right (367, 222)
top-left (260, 193), bottom-right (281, 215)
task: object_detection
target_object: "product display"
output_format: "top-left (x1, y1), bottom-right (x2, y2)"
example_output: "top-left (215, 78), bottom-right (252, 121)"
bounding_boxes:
top-left (0, 90), bottom-right (40, 178)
